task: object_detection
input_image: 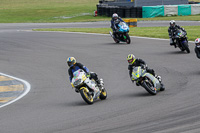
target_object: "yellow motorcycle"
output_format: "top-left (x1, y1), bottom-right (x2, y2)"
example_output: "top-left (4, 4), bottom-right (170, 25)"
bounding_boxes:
top-left (71, 69), bottom-right (107, 104)
top-left (132, 66), bottom-right (162, 95)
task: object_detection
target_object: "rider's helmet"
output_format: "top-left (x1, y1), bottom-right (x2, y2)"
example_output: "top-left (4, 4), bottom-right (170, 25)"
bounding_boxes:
top-left (127, 54), bottom-right (136, 65)
top-left (195, 38), bottom-right (200, 46)
top-left (67, 57), bottom-right (76, 67)
top-left (170, 20), bottom-right (176, 27)
top-left (112, 13), bottom-right (119, 20)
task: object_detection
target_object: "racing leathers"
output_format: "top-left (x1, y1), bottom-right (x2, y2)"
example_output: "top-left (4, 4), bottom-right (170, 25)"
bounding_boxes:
top-left (195, 46), bottom-right (200, 59)
top-left (111, 17), bottom-right (124, 38)
top-left (168, 25), bottom-right (186, 47)
top-left (128, 58), bottom-right (155, 79)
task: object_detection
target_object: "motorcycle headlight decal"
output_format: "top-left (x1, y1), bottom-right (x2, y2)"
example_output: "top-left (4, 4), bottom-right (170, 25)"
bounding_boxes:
top-left (73, 79), bottom-right (82, 86)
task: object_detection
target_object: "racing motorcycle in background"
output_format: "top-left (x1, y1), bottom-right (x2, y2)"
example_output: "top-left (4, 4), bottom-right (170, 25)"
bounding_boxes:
top-left (195, 41), bottom-right (200, 59)
top-left (131, 66), bottom-right (164, 95)
top-left (71, 69), bottom-right (107, 104)
top-left (173, 29), bottom-right (190, 53)
top-left (110, 22), bottom-right (131, 44)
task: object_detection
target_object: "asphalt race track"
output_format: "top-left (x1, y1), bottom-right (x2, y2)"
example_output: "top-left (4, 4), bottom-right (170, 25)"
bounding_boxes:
top-left (0, 23), bottom-right (200, 133)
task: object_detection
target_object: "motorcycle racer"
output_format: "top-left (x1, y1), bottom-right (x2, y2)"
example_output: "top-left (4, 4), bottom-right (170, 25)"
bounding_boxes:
top-left (127, 54), bottom-right (165, 91)
top-left (168, 20), bottom-right (187, 48)
top-left (194, 38), bottom-right (200, 59)
top-left (67, 57), bottom-right (103, 92)
top-left (111, 13), bottom-right (124, 38)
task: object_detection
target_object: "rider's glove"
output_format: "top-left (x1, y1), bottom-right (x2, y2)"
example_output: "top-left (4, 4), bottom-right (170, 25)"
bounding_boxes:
top-left (71, 83), bottom-right (74, 88)
top-left (142, 64), bottom-right (147, 69)
top-left (86, 73), bottom-right (90, 78)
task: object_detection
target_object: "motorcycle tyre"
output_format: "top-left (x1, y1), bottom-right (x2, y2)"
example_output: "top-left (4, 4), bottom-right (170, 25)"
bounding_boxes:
top-left (114, 38), bottom-right (120, 43)
top-left (80, 87), bottom-right (94, 104)
top-left (126, 33), bottom-right (131, 44)
top-left (100, 88), bottom-right (107, 100)
top-left (142, 80), bottom-right (157, 95)
top-left (183, 41), bottom-right (190, 53)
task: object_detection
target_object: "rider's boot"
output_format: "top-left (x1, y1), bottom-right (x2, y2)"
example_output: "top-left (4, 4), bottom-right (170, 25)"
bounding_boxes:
top-left (155, 75), bottom-right (162, 82)
top-left (96, 78), bottom-right (104, 90)
top-left (155, 75), bottom-right (165, 91)
top-left (174, 43), bottom-right (177, 48)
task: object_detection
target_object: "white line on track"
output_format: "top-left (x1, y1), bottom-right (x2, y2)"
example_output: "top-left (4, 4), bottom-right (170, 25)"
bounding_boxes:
top-left (0, 72), bottom-right (31, 108)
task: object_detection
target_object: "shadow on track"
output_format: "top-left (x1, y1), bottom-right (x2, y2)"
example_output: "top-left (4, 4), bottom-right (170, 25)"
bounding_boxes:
top-left (65, 101), bottom-right (90, 106)
top-left (185, 70), bottom-right (200, 76)
top-left (123, 92), bottom-right (153, 98)
top-left (163, 51), bottom-right (189, 55)
top-left (103, 43), bottom-right (130, 46)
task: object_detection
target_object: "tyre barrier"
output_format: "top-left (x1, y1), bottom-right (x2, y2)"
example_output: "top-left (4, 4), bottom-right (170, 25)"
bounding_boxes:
top-left (97, 3), bottom-right (200, 18)
top-left (97, 5), bottom-right (143, 18)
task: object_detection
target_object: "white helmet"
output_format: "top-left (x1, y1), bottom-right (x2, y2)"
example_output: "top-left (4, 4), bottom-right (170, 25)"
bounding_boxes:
top-left (170, 20), bottom-right (176, 27)
top-left (112, 13), bottom-right (118, 20)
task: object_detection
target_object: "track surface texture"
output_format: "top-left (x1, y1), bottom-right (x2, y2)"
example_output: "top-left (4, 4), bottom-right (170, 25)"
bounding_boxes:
top-left (0, 23), bottom-right (200, 133)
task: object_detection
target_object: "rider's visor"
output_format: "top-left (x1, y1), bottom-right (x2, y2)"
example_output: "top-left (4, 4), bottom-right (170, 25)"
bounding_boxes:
top-left (68, 62), bottom-right (72, 66)
top-left (128, 59), bottom-right (133, 63)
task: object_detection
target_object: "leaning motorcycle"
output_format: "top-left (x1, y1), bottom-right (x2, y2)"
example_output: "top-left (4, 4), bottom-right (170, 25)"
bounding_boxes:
top-left (131, 66), bottom-right (163, 95)
top-left (110, 22), bottom-right (131, 44)
top-left (71, 69), bottom-right (107, 104)
top-left (195, 43), bottom-right (200, 59)
top-left (174, 29), bottom-right (190, 53)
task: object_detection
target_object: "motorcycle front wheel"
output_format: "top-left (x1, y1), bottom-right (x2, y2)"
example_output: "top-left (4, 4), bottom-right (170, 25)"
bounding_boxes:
top-left (126, 33), bottom-right (131, 44)
top-left (80, 87), bottom-right (94, 104)
top-left (142, 79), bottom-right (157, 95)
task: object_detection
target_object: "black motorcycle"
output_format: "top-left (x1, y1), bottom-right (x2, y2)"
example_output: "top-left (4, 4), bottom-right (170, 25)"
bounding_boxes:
top-left (195, 43), bottom-right (200, 59)
top-left (174, 29), bottom-right (190, 53)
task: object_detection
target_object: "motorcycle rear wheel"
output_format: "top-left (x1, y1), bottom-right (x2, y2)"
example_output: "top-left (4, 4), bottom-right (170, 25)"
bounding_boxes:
top-left (80, 87), bottom-right (94, 104)
top-left (183, 41), bottom-right (190, 53)
top-left (100, 88), bottom-right (107, 100)
top-left (114, 38), bottom-right (120, 43)
top-left (142, 79), bottom-right (157, 95)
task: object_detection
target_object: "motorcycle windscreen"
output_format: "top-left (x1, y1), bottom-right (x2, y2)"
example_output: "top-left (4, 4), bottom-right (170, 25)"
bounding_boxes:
top-left (118, 22), bottom-right (129, 32)
top-left (131, 67), bottom-right (142, 80)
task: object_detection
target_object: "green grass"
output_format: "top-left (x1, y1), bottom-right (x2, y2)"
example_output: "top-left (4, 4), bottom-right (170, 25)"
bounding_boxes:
top-left (33, 26), bottom-right (200, 41)
top-left (1, 0), bottom-right (200, 23)
top-left (0, 0), bottom-right (100, 23)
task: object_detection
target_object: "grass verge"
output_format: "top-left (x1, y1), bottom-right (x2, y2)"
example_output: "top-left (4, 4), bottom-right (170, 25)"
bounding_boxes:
top-left (0, 0), bottom-right (200, 23)
top-left (33, 26), bottom-right (200, 41)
